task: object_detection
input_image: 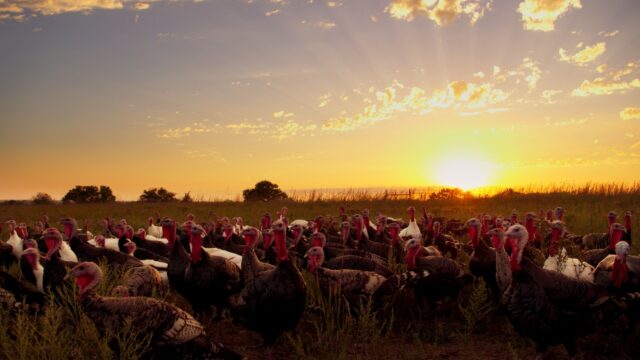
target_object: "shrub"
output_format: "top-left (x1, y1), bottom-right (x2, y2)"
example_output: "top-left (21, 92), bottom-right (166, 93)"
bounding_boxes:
top-left (139, 187), bottom-right (177, 202)
top-left (32, 192), bottom-right (54, 204)
top-left (62, 186), bottom-right (115, 203)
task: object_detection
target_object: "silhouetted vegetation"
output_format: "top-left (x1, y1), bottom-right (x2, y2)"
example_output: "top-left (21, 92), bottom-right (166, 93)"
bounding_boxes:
top-left (181, 192), bottom-right (193, 203)
top-left (429, 188), bottom-right (472, 200)
top-left (243, 180), bottom-right (288, 202)
top-left (32, 192), bottom-right (54, 205)
top-left (138, 187), bottom-right (177, 202)
top-left (62, 186), bottom-right (115, 203)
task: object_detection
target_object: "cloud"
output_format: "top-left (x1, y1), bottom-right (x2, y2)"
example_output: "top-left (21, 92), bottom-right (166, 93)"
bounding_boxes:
top-left (303, 20), bottom-right (336, 30)
top-left (541, 89), bottom-right (562, 104)
top-left (0, 0), bottom-right (195, 21)
top-left (322, 80), bottom-right (509, 131)
top-left (559, 42), bottom-right (606, 66)
top-left (265, 9), bottom-right (280, 16)
top-left (385, 0), bottom-right (492, 26)
top-left (134, 2), bottom-right (149, 10)
top-left (273, 110), bottom-right (294, 118)
top-left (156, 121), bottom-right (215, 138)
top-left (227, 118), bottom-right (317, 139)
top-left (571, 61), bottom-right (640, 97)
top-left (599, 30), bottom-right (619, 38)
top-left (517, 0), bottom-right (581, 32)
top-left (620, 107), bottom-right (640, 120)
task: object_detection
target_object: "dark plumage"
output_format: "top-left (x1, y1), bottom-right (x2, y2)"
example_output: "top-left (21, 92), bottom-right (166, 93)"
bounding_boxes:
top-left (67, 262), bottom-right (244, 360)
top-left (230, 221), bottom-right (306, 345)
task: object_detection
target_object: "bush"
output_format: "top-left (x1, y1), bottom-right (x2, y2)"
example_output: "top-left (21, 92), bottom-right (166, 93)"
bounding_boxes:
top-left (32, 192), bottom-right (54, 204)
top-left (429, 188), bottom-right (473, 200)
top-left (181, 192), bottom-right (193, 203)
top-left (242, 180), bottom-right (288, 202)
top-left (139, 187), bottom-right (177, 202)
top-left (62, 186), bottom-right (116, 203)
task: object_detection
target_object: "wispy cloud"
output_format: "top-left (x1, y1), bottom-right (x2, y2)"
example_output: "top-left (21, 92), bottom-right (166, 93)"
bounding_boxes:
top-left (559, 42), bottom-right (606, 66)
top-left (620, 107), bottom-right (640, 120)
top-left (156, 121), bottom-right (216, 139)
top-left (301, 20), bottom-right (337, 30)
top-left (385, 0), bottom-right (492, 26)
top-left (265, 9), bottom-right (280, 16)
top-left (226, 118), bottom-right (317, 139)
top-left (571, 61), bottom-right (640, 97)
top-left (517, 0), bottom-right (582, 32)
top-left (599, 30), bottom-right (619, 38)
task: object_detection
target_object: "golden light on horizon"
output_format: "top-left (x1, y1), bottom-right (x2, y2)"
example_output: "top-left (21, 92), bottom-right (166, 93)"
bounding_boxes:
top-left (433, 154), bottom-right (496, 191)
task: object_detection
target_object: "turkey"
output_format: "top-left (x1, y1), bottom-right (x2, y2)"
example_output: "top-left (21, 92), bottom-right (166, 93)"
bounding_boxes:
top-left (163, 218), bottom-right (191, 296)
top-left (6, 220), bottom-right (24, 260)
top-left (305, 245), bottom-right (393, 277)
top-left (20, 248), bottom-right (44, 292)
top-left (305, 246), bottom-right (387, 305)
top-left (111, 265), bottom-right (163, 297)
top-left (133, 228), bottom-right (170, 257)
top-left (524, 212), bottom-right (542, 249)
top-left (593, 241), bottom-right (640, 292)
top-left (503, 224), bottom-right (609, 359)
top-left (487, 228), bottom-right (511, 296)
top-left (543, 221), bottom-right (595, 282)
top-left (466, 218), bottom-right (497, 293)
top-left (431, 221), bottom-right (458, 259)
top-left (240, 227), bottom-right (274, 283)
top-left (583, 222), bottom-right (627, 267)
top-left (122, 241), bottom-right (168, 270)
top-left (0, 268), bottom-right (45, 308)
top-left (229, 220), bottom-right (306, 346)
top-left (403, 237), bottom-right (471, 307)
top-left (147, 217), bottom-right (164, 238)
top-left (581, 211), bottom-right (619, 250)
top-left (399, 207), bottom-right (421, 239)
top-left (184, 223), bottom-right (241, 318)
top-left (89, 234), bottom-right (120, 251)
top-left (63, 218), bottom-right (140, 268)
top-left (65, 262), bottom-right (244, 360)
top-left (41, 227), bottom-right (76, 294)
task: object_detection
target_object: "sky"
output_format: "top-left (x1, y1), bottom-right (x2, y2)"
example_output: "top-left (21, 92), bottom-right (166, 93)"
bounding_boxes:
top-left (1, 0), bottom-right (639, 200)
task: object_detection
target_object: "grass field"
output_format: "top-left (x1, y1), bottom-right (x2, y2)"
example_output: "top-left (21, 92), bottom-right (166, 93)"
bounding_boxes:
top-left (1, 187), bottom-right (639, 359)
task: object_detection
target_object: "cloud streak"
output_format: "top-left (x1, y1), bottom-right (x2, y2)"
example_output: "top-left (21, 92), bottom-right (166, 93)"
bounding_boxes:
top-left (571, 61), bottom-right (640, 97)
top-left (620, 107), bottom-right (640, 120)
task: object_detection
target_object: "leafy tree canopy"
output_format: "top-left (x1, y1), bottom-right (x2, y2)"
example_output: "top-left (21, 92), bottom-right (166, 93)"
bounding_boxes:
top-left (243, 181), bottom-right (288, 202)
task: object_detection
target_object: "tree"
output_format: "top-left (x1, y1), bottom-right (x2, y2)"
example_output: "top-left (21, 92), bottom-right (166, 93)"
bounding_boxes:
top-left (32, 192), bottom-right (54, 204)
top-left (243, 180), bottom-right (288, 202)
top-left (139, 187), bottom-right (177, 202)
top-left (62, 185), bottom-right (116, 203)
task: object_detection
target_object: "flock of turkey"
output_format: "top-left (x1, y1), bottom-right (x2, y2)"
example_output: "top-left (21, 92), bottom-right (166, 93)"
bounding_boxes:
top-left (0, 206), bottom-right (638, 359)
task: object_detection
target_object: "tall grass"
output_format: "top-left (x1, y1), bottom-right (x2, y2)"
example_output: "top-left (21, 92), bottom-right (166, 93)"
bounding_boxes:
top-left (0, 262), bottom-right (152, 360)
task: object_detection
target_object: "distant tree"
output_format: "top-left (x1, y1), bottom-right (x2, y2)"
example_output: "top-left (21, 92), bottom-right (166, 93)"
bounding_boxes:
top-left (99, 186), bottom-right (116, 202)
top-left (429, 188), bottom-right (473, 200)
top-left (181, 192), bottom-right (193, 203)
top-left (32, 192), bottom-right (54, 204)
top-left (139, 187), bottom-right (177, 202)
top-left (243, 180), bottom-right (288, 202)
top-left (62, 185), bottom-right (116, 203)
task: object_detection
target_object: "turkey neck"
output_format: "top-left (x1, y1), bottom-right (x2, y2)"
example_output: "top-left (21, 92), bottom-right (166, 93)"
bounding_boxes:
top-left (609, 229), bottom-right (624, 251)
top-left (611, 254), bottom-right (629, 288)
top-left (190, 234), bottom-right (202, 263)
top-left (469, 226), bottom-right (480, 249)
top-left (406, 247), bottom-right (420, 270)
top-left (163, 225), bottom-right (176, 249)
top-left (274, 230), bottom-right (288, 262)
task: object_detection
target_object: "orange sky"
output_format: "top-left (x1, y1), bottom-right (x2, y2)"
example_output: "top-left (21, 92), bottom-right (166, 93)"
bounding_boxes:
top-left (1, 0), bottom-right (639, 200)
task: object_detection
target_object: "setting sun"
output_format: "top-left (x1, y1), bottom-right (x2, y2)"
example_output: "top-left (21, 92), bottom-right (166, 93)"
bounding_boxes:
top-left (434, 156), bottom-right (495, 190)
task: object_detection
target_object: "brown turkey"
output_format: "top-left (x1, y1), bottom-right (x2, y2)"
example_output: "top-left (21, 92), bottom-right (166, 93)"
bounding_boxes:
top-left (229, 220), bottom-right (306, 346)
top-left (65, 262), bottom-right (244, 360)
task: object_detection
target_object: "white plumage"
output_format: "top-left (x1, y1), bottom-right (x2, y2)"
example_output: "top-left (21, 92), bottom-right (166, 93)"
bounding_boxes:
top-left (543, 248), bottom-right (595, 282)
top-left (148, 223), bottom-right (163, 239)
top-left (145, 234), bottom-right (169, 244)
top-left (202, 246), bottom-right (242, 269)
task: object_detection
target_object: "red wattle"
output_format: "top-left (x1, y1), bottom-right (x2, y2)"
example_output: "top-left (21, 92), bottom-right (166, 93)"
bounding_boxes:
top-left (611, 258), bottom-right (629, 288)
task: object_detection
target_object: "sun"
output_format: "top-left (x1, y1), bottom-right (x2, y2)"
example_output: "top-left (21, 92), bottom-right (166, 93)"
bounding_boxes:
top-left (433, 155), bottom-right (495, 190)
